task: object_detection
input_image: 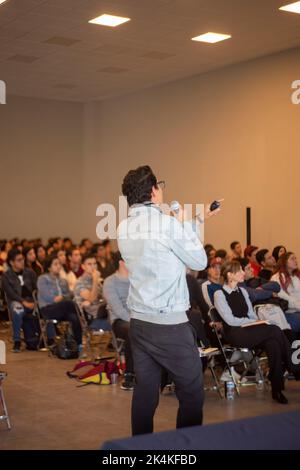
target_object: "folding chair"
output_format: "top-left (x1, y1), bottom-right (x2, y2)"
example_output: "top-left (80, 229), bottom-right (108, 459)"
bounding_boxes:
top-left (74, 301), bottom-right (112, 361)
top-left (200, 347), bottom-right (225, 398)
top-left (2, 292), bottom-right (15, 344)
top-left (207, 307), bottom-right (267, 395)
top-left (3, 290), bottom-right (48, 352)
top-left (110, 329), bottom-right (125, 365)
top-left (0, 372), bottom-right (11, 430)
top-left (32, 291), bottom-right (56, 355)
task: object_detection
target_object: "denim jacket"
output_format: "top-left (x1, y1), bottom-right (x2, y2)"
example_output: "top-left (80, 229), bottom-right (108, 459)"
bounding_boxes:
top-left (37, 273), bottom-right (72, 308)
top-left (117, 204), bottom-right (207, 324)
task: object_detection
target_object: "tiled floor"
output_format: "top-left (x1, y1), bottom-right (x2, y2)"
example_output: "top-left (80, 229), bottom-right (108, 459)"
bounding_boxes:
top-left (1, 336), bottom-right (300, 450)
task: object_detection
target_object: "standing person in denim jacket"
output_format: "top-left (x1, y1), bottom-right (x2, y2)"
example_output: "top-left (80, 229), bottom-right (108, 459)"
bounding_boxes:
top-left (117, 165), bottom-right (213, 436)
top-left (37, 254), bottom-right (82, 348)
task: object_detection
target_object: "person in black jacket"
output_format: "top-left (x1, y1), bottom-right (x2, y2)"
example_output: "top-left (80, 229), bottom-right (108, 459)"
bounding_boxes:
top-left (186, 273), bottom-right (210, 347)
top-left (2, 248), bottom-right (37, 352)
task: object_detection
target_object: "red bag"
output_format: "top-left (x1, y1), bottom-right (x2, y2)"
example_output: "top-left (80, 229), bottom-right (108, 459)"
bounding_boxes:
top-left (67, 360), bottom-right (119, 386)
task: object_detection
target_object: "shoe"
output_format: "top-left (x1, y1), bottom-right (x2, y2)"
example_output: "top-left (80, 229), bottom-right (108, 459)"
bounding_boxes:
top-left (272, 391), bottom-right (288, 404)
top-left (121, 373), bottom-right (134, 391)
top-left (12, 341), bottom-right (21, 353)
top-left (220, 367), bottom-right (241, 383)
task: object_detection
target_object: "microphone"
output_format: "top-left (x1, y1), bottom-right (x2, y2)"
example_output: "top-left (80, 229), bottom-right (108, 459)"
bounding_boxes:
top-left (170, 200), bottom-right (181, 214)
top-left (171, 200), bottom-right (204, 223)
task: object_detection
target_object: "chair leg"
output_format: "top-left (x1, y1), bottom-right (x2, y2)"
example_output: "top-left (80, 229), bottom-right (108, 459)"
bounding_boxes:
top-left (39, 319), bottom-right (49, 352)
top-left (209, 363), bottom-right (224, 398)
top-left (85, 329), bottom-right (93, 360)
top-left (0, 384), bottom-right (11, 430)
top-left (215, 335), bottom-right (240, 396)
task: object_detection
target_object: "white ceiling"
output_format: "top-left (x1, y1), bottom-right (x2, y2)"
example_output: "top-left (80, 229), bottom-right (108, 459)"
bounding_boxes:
top-left (1, 0), bottom-right (300, 102)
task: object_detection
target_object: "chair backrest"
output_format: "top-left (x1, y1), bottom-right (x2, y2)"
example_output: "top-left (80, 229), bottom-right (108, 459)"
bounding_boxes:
top-left (2, 291), bottom-right (14, 341)
top-left (2, 291), bottom-right (12, 322)
top-left (32, 290), bottom-right (44, 318)
top-left (207, 306), bottom-right (227, 349)
top-left (73, 300), bottom-right (89, 330)
top-left (208, 306), bottom-right (224, 324)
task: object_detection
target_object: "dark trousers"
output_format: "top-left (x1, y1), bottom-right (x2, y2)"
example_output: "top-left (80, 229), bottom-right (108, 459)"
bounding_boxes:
top-left (129, 319), bottom-right (204, 436)
top-left (226, 324), bottom-right (292, 393)
top-left (112, 319), bottom-right (134, 374)
top-left (41, 300), bottom-right (82, 345)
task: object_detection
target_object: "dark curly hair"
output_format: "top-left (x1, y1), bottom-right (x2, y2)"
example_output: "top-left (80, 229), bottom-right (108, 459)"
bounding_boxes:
top-left (122, 165), bottom-right (157, 206)
top-left (44, 254), bottom-right (59, 273)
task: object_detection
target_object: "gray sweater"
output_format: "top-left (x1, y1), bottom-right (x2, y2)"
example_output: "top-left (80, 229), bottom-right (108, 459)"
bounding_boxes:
top-left (103, 273), bottom-right (130, 324)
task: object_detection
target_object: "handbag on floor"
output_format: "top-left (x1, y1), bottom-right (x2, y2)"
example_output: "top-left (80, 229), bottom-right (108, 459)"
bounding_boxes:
top-left (67, 360), bottom-right (119, 386)
top-left (22, 313), bottom-right (41, 350)
top-left (54, 332), bottom-right (79, 359)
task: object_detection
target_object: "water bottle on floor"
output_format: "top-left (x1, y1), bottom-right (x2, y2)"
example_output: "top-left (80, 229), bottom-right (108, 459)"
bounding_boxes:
top-left (226, 381), bottom-right (235, 400)
top-left (256, 370), bottom-right (264, 390)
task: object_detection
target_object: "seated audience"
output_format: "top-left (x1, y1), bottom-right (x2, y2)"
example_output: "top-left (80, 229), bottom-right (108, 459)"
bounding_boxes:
top-left (201, 258), bottom-right (222, 312)
top-left (240, 258), bottom-right (280, 301)
top-left (46, 244), bottom-right (54, 256)
top-left (244, 245), bottom-right (260, 277)
top-left (197, 244), bottom-right (216, 280)
top-left (23, 246), bottom-right (43, 276)
top-left (272, 245), bottom-right (287, 263)
top-left (186, 272), bottom-right (210, 348)
top-left (36, 245), bottom-right (46, 266)
top-left (94, 242), bottom-right (116, 280)
top-left (65, 247), bottom-right (83, 291)
top-left (103, 252), bottom-right (134, 391)
top-left (2, 249), bottom-right (37, 352)
top-left (50, 237), bottom-right (63, 252)
top-left (215, 249), bottom-right (228, 264)
top-left (271, 252), bottom-right (300, 333)
top-left (0, 241), bottom-right (12, 273)
top-left (239, 259), bottom-right (294, 341)
top-left (230, 241), bottom-right (243, 262)
top-left (63, 238), bottom-right (73, 252)
top-left (214, 260), bottom-right (297, 404)
top-left (198, 258), bottom-right (246, 381)
top-left (37, 254), bottom-right (82, 349)
top-left (103, 239), bottom-right (117, 263)
top-left (256, 249), bottom-right (276, 281)
top-left (56, 249), bottom-right (68, 279)
top-left (74, 253), bottom-right (110, 331)
top-left (80, 238), bottom-right (94, 256)
top-left (204, 244), bottom-right (216, 260)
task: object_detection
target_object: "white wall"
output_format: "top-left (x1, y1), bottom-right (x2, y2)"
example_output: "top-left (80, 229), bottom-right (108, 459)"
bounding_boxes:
top-left (0, 95), bottom-right (84, 241)
top-left (82, 46), bottom-right (300, 255)
top-left (1, 46), bottom-right (300, 256)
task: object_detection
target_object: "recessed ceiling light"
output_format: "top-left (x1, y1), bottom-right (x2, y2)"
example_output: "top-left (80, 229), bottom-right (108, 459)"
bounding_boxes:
top-left (89, 14), bottom-right (130, 27)
top-left (191, 32), bottom-right (231, 44)
top-left (280, 1), bottom-right (300, 13)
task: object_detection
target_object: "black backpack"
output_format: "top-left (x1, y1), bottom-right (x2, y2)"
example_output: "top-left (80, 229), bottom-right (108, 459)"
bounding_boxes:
top-left (22, 313), bottom-right (41, 350)
top-left (54, 332), bottom-right (79, 360)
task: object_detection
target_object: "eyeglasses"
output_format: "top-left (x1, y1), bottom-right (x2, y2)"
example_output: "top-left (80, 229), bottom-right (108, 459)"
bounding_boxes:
top-left (157, 180), bottom-right (166, 190)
